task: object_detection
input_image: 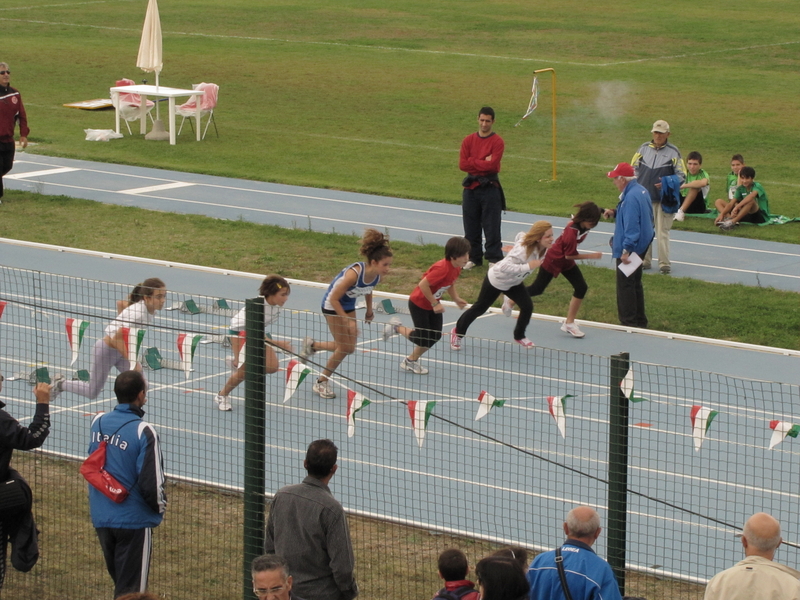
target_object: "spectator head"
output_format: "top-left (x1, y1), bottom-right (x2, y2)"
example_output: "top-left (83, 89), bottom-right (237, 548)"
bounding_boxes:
top-left (563, 506), bottom-right (602, 546)
top-left (304, 439), bottom-right (338, 479)
top-left (252, 554), bottom-right (293, 600)
top-left (444, 236), bottom-right (471, 261)
top-left (742, 512), bottom-right (782, 559)
top-left (490, 546), bottom-right (529, 572)
top-left (478, 106), bottom-right (495, 121)
top-left (739, 166), bottom-right (756, 180)
top-left (438, 548), bottom-right (469, 582)
top-left (114, 371), bottom-right (147, 405)
top-left (476, 557), bottom-right (530, 600)
top-left (687, 151), bottom-right (703, 164)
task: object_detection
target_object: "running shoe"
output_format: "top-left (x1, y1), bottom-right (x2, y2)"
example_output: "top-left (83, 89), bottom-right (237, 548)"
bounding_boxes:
top-left (313, 379), bottom-right (336, 399)
top-left (515, 337), bottom-right (535, 348)
top-left (50, 374), bottom-right (66, 400)
top-left (463, 261), bottom-right (481, 270)
top-left (215, 394), bottom-right (232, 412)
top-left (719, 219), bottom-right (736, 231)
top-left (501, 297), bottom-right (513, 317)
top-left (450, 328), bottom-right (462, 351)
top-left (560, 322), bottom-right (585, 338)
top-left (299, 337), bottom-right (316, 361)
top-left (401, 358), bottom-right (429, 375)
top-left (674, 209), bottom-right (685, 222)
top-left (383, 316), bottom-right (402, 341)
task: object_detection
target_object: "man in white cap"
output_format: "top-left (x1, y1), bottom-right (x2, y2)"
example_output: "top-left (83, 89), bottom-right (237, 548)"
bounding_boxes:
top-left (630, 120), bottom-right (685, 275)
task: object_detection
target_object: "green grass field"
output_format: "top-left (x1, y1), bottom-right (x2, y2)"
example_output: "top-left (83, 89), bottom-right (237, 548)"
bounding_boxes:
top-left (3, 0), bottom-right (799, 243)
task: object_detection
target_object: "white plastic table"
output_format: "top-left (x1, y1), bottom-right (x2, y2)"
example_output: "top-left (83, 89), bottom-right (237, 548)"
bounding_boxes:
top-left (109, 84), bottom-right (205, 145)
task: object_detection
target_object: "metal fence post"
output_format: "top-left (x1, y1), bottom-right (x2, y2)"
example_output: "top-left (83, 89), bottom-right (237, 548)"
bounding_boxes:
top-left (243, 297), bottom-right (266, 599)
top-left (607, 352), bottom-right (630, 595)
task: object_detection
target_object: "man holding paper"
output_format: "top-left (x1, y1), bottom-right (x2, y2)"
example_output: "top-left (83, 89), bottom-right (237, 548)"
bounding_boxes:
top-left (605, 163), bottom-right (654, 328)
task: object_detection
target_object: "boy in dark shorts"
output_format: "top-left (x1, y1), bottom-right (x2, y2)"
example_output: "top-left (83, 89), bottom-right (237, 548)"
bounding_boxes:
top-left (675, 151), bottom-right (710, 221)
top-left (714, 166), bottom-right (769, 230)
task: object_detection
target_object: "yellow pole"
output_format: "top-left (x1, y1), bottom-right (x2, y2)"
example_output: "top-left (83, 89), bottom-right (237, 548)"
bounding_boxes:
top-left (534, 68), bottom-right (557, 180)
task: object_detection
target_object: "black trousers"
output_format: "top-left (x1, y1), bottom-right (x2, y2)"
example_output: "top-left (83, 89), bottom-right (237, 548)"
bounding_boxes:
top-left (95, 526), bottom-right (153, 598)
top-left (456, 277), bottom-right (533, 341)
top-left (0, 142), bottom-right (16, 199)
top-left (616, 259), bottom-right (647, 328)
top-left (462, 185), bottom-right (503, 264)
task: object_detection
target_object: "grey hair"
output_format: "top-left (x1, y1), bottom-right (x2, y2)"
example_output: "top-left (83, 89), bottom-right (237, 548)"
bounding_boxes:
top-left (619, 175), bottom-right (636, 183)
top-left (0, 62), bottom-right (8, 71)
top-left (744, 518), bottom-right (781, 553)
top-left (566, 507), bottom-right (601, 537)
top-left (251, 554), bottom-right (290, 579)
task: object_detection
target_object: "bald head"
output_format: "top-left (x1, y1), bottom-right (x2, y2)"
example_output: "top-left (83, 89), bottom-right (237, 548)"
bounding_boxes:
top-left (742, 512), bottom-right (782, 558)
top-left (564, 506), bottom-right (602, 545)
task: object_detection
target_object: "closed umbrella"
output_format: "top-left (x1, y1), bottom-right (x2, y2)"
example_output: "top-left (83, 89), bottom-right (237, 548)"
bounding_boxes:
top-left (137, 0), bottom-right (169, 140)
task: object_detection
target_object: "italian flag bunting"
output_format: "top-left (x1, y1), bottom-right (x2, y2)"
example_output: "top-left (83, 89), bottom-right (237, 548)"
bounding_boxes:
top-left (65, 318), bottom-right (90, 366)
top-left (769, 420), bottom-right (800, 450)
top-left (177, 333), bottom-right (204, 378)
top-left (119, 327), bottom-right (146, 364)
top-left (690, 405), bottom-right (718, 451)
top-left (547, 395), bottom-right (574, 439)
top-left (475, 390), bottom-right (505, 421)
top-left (346, 390), bottom-right (371, 438)
top-left (283, 359), bottom-right (310, 403)
top-left (407, 400), bottom-right (436, 448)
top-left (621, 368), bottom-right (648, 403)
top-left (0, 301), bottom-right (6, 320)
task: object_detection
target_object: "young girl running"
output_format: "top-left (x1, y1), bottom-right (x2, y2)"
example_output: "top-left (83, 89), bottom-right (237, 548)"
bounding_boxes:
top-left (451, 221), bottom-right (553, 349)
top-left (301, 229), bottom-right (393, 399)
top-left (56, 278), bottom-right (167, 400)
top-left (214, 275), bottom-right (293, 412)
top-left (385, 236), bottom-right (470, 374)
top-left (502, 202), bottom-right (602, 339)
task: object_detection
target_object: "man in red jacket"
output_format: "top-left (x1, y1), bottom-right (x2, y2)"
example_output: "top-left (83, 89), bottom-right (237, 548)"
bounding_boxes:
top-left (0, 62), bottom-right (29, 204)
top-left (459, 106), bottom-right (505, 269)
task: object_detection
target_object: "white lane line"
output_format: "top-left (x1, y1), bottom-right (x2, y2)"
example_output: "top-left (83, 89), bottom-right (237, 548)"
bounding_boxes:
top-left (119, 182), bottom-right (195, 194)
top-left (5, 166), bottom-right (78, 179)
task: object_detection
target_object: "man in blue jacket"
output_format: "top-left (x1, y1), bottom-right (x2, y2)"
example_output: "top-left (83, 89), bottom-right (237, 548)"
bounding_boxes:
top-left (605, 163), bottom-right (654, 328)
top-left (527, 506), bottom-right (622, 600)
top-left (87, 370), bottom-right (166, 598)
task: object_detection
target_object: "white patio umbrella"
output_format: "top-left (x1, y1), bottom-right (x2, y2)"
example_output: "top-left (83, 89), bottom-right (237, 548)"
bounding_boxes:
top-left (137, 0), bottom-right (169, 140)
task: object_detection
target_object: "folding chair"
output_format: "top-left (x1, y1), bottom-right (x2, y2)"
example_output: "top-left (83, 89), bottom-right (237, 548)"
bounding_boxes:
top-left (176, 82), bottom-right (219, 139)
top-left (112, 78), bottom-right (155, 135)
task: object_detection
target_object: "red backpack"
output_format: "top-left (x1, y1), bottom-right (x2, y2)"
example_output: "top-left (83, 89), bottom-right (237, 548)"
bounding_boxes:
top-left (80, 419), bottom-right (139, 503)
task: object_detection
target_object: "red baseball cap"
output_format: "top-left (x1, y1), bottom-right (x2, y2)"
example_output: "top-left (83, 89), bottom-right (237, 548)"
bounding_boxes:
top-left (607, 162), bottom-right (635, 178)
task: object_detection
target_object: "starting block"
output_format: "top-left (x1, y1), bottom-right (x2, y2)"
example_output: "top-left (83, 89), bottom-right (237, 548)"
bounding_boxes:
top-left (142, 347), bottom-right (184, 371)
top-left (165, 298), bottom-right (238, 318)
top-left (199, 333), bottom-right (232, 347)
top-left (7, 367), bottom-right (89, 385)
top-left (372, 298), bottom-right (409, 315)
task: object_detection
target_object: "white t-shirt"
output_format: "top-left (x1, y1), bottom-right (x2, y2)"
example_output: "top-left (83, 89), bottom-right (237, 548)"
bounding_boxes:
top-left (105, 301), bottom-right (154, 337)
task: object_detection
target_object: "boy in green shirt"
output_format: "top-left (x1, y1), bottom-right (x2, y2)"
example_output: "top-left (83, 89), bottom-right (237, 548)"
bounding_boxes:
top-left (714, 166), bottom-right (769, 230)
top-left (675, 151), bottom-right (710, 221)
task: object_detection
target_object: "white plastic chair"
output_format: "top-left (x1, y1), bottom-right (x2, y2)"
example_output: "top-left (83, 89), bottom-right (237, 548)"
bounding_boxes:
top-left (176, 82), bottom-right (219, 139)
top-left (112, 78), bottom-right (155, 135)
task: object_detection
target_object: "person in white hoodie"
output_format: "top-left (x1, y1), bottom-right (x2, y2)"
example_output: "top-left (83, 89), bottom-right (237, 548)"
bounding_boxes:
top-left (450, 221), bottom-right (553, 349)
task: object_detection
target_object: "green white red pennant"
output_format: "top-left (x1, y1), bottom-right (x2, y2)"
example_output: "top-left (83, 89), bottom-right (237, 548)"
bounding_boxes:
top-left (691, 405), bottom-right (718, 451)
top-left (119, 327), bottom-right (146, 364)
top-left (621, 368), bottom-right (648, 402)
top-left (65, 318), bottom-right (90, 366)
top-left (547, 395), bottom-right (574, 439)
top-left (177, 333), bottom-right (204, 378)
top-left (407, 400), bottom-right (436, 448)
top-left (346, 390), bottom-right (371, 438)
top-left (475, 390), bottom-right (505, 421)
top-left (769, 420), bottom-right (800, 450)
top-left (0, 301), bottom-right (6, 319)
top-left (283, 359), bottom-right (310, 403)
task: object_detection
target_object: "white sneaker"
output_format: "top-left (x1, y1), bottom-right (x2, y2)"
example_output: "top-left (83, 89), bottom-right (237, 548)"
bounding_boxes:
top-left (674, 209), bottom-right (685, 222)
top-left (501, 297), bottom-right (513, 317)
top-left (719, 219), bottom-right (736, 231)
top-left (450, 328), bottom-right (462, 350)
top-left (383, 316), bottom-right (402, 341)
top-left (50, 374), bottom-right (66, 400)
top-left (299, 337), bottom-right (316, 361)
top-left (401, 357), bottom-right (429, 374)
top-left (561, 322), bottom-right (585, 338)
top-left (313, 379), bottom-right (336, 399)
top-left (463, 261), bottom-right (477, 270)
top-left (515, 337), bottom-right (535, 348)
top-left (215, 394), bottom-right (232, 411)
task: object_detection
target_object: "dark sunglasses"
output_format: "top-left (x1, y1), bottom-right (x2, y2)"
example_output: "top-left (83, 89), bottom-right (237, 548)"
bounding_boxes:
top-left (0, 71), bottom-right (10, 75)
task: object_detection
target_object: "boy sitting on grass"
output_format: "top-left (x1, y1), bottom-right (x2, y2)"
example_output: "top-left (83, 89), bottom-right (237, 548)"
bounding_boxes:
top-left (675, 151), bottom-right (710, 221)
top-left (432, 548), bottom-right (480, 600)
top-left (713, 154), bottom-right (744, 212)
top-left (714, 166), bottom-right (769, 230)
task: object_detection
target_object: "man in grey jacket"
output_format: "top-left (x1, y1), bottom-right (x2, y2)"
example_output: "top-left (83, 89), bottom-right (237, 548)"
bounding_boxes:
top-left (264, 439), bottom-right (357, 600)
